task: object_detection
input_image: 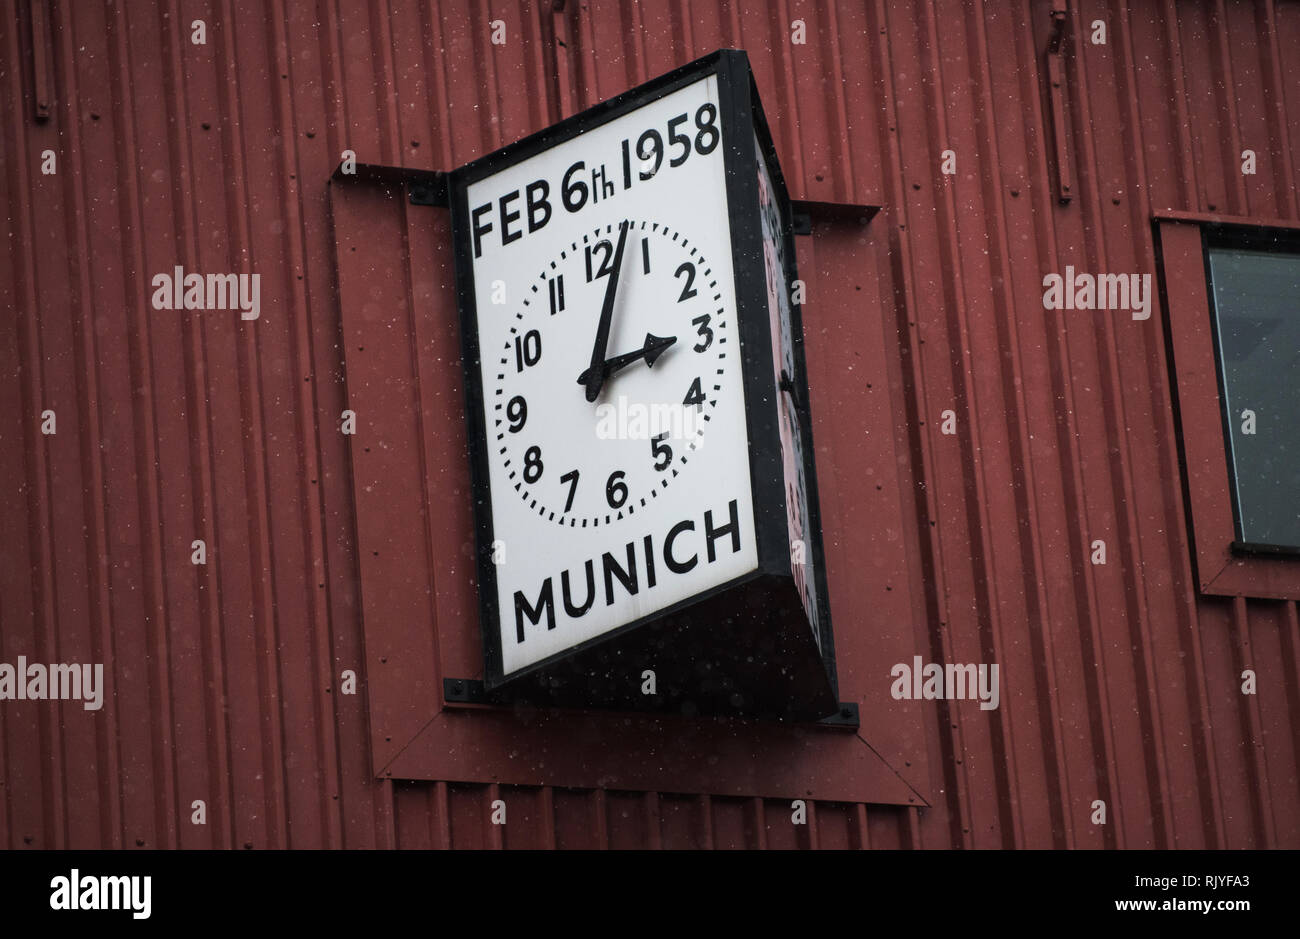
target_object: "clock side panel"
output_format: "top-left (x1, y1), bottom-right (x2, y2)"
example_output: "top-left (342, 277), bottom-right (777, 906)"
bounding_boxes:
top-left (716, 56), bottom-right (839, 699)
top-left (715, 55), bottom-right (792, 588)
top-left (448, 178), bottom-right (505, 684)
top-left (754, 116), bottom-right (838, 690)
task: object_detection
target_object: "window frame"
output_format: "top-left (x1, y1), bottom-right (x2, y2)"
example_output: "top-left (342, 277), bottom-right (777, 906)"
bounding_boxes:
top-left (1156, 214), bottom-right (1300, 600)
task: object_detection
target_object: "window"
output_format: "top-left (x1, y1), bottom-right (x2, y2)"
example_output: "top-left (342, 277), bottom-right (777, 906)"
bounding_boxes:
top-left (1157, 217), bottom-right (1300, 600)
top-left (1204, 234), bottom-right (1300, 553)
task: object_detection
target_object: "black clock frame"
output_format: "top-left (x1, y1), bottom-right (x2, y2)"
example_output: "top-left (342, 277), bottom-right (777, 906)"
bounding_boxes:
top-left (448, 50), bottom-right (839, 721)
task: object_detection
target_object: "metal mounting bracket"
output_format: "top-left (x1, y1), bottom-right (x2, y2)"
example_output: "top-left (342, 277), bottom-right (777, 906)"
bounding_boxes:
top-left (329, 160), bottom-right (449, 208)
top-left (408, 176), bottom-right (449, 207)
top-left (443, 676), bottom-right (860, 729)
top-left (819, 702), bottom-right (860, 729)
top-left (1046, 8), bottom-right (1073, 204)
top-left (444, 677), bottom-right (495, 704)
top-left (791, 200), bottom-right (880, 236)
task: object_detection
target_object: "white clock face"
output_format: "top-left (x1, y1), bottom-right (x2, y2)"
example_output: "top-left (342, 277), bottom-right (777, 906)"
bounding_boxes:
top-left (491, 220), bottom-right (729, 527)
top-left (460, 72), bottom-right (760, 680)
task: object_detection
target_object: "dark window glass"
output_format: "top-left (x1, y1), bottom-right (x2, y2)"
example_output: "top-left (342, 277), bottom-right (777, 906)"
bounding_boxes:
top-left (1206, 243), bottom-right (1300, 550)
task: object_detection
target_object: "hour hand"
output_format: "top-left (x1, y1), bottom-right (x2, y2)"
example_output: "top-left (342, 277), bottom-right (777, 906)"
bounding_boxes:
top-left (577, 333), bottom-right (677, 387)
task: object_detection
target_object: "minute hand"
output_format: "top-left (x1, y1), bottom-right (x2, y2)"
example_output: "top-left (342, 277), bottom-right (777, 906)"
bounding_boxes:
top-left (583, 221), bottom-right (630, 402)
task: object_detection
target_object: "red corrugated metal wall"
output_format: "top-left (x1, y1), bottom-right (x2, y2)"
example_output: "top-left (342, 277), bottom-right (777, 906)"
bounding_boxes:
top-left (1, 0), bottom-right (1297, 849)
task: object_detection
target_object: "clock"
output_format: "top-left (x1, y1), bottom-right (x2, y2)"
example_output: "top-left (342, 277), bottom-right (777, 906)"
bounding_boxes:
top-left (448, 51), bottom-right (837, 720)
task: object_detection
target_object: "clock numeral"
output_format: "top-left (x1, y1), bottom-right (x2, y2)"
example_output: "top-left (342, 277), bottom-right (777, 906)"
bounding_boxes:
top-left (674, 262), bottom-right (698, 303)
top-left (561, 161), bottom-right (588, 212)
top-left (560, 469), bottom-right (579, 513)
top-left (515, 329), bottom-right (541, 372)
top-left (548, 275), bottom-right (565, 314)
top-left (605, 470), bottom-right (628, 509)
top-left (637, 129), bottom-right (663, 180)
top-left (691, 314), bottom-right (713, 352)
top-left (641, 238), bottom-right (651, 275)
top-left (694, 103), bottom-right (719, 154)
top-left (667, 113), bottom-right (691, 167)
top-left (506, 395), bottom-right (527, 433)
top-left (651, 432), bottom-right (673, 471)
top-left (618, 104), bottom-right (722, 194)
top-left (584, 241), bottom-right (614, 282)
top-left (523, 445), bottom-right (544, 484)
top-left (683, 377), bottom-right (705, 410)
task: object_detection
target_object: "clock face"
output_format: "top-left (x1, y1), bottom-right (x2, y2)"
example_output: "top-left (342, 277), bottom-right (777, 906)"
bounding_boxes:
top-left (455, 71), bottom-right (761, 681)
top-left (491, 219), bottom-right (731, 528)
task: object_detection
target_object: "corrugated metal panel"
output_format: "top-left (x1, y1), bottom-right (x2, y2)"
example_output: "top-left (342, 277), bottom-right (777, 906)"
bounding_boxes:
top-left (0, 0), bottom-right (1296, 849)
